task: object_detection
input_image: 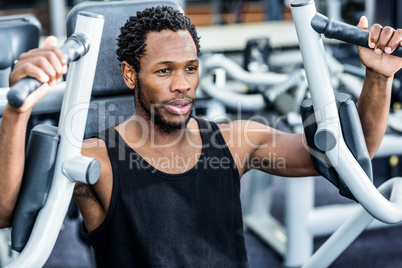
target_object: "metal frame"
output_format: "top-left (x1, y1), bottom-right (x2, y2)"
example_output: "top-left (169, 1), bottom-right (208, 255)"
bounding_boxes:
top-left (292, 0), bottom-right (402, 222)
top-left (5, 12), bottom-right (104, 268)
top-left (245, 1), bottom-right (402, 267)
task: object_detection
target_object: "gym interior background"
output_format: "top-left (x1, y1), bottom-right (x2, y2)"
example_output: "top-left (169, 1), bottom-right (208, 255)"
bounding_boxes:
top-left (1, 0), bottom-right (402, 267)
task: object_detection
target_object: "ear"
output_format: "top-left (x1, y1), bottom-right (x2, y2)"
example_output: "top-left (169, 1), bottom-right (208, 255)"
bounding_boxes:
top-left (121, 61), bottom-right (136, 89)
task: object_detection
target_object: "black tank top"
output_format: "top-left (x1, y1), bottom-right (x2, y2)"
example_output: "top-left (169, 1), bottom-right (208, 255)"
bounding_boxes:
top-left (84, 117), bottom-right (248, 267)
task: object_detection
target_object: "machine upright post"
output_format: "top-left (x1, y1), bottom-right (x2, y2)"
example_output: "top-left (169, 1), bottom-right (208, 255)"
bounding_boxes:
top-left (6, 12), bottom-right (104, 268)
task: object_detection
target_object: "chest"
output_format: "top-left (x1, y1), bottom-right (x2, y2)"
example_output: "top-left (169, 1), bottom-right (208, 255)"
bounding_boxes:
top-left (140, 151), bottom-right (201, 174)
top-left (129, 145), bottom-right (202, 174)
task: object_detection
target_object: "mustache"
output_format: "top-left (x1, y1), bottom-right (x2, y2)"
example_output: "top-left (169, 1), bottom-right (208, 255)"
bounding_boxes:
top-left (156, 94), bottom-right (195, 106)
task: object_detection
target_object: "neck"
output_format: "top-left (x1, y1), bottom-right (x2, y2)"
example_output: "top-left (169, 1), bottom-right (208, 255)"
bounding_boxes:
top-left (118, 113), bottom-right (192, 149)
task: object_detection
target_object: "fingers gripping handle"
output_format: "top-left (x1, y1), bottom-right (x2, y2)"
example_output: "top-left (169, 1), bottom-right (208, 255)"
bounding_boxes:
top-left (311, 13), bottom-right (402, 58)
top-left (7, 33), bottom-right (90, 108)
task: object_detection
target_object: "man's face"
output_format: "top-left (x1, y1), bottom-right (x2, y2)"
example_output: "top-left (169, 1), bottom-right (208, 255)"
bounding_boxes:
top-left (135, 29), bottom-right (199, 134)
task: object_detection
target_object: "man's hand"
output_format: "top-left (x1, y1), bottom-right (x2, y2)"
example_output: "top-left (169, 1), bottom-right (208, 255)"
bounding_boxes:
top-left (356, 16), bottom-right (402, 78)
top-left (8, 36), bottom-right (67, 114)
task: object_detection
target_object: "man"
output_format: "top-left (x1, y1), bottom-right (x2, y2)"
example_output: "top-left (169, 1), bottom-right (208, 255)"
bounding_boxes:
top-left (1, 5), bottom-right (402, 267)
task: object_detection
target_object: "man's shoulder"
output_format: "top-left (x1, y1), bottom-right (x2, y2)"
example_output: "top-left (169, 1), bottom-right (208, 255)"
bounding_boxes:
top-left (217, 119), bottom-right (272, 151)
top-left (82, 138), bottom-right (109, 163)
top-left (217, 119), bottom-right (265, 132)
top-left (194, 117), bottom-right (259, 130)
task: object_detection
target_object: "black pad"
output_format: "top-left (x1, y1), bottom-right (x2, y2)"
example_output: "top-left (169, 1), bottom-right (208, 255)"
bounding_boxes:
top-left (300, 92), bottom-right (373, 201)
top-left (0, 14), bottom-right (41, 70)
top-left (11, 125), bottom-right (59, 252)
top-left (84, 94), bottom-right (135, 139)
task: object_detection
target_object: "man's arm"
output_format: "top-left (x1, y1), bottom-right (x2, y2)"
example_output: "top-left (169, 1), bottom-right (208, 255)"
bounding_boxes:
top-left (357, 69), bottom-right (393, 159)
top-left (237, 18), bottom-right (402, 178)
top-left (0, 107), bottom-right (32, 227)
top-left (355, 17), bottom-right (402, 158)
top-left (0, 37), bottom-right (67, 228)
top-left (221, 120), bottom-right (316, 178)
top-left (74, 139), bottom-right (113, 232)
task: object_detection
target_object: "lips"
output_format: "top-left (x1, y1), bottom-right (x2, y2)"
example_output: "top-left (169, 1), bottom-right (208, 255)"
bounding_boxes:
top-left (164, 99), bottom-right (193, 115)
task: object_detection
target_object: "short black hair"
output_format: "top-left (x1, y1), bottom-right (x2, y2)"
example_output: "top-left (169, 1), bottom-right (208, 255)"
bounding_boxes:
top-left (116, 6), bottom-right (201, 73)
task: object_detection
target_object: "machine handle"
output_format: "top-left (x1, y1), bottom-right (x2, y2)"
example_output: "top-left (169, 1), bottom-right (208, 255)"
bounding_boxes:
top-left (311, 12), bottom-right (402, 58)
top-left (7, 33), bottom-right (90, 108)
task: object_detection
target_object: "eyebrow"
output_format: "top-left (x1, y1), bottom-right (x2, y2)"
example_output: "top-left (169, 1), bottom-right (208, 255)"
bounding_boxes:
top-left (157, 59), bottom-right (199, 65)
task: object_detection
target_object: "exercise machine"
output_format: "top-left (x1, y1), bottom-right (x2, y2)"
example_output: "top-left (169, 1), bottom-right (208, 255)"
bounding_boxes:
top-left (2, 1), bottom-right (184, 267)
top-left (0, 14), bottom-right (41, 88)
top-left (245, 1), bottom-right (402, 267)
top-left (0, 14), bottom-right (41, 267)
top-left (4, 10), bottom-right (104, 268)
top-left (2, 0), bottom-right (402, 267)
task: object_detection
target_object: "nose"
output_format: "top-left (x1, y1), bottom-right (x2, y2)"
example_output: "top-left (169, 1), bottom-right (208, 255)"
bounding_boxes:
top-left (170, 70), bottom-right (191, 93)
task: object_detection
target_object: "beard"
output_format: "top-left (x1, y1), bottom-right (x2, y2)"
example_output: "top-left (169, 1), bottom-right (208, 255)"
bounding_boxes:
top-left (135, 77), bottom-right (193, 134)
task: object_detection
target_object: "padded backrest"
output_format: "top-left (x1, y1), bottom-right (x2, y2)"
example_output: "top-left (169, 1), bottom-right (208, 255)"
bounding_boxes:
top-left (0, 14), bottom-right (41, 69)
top-left (11, 125), bottom-right (59, 252)
top-left (65, 0), bottom-right (183, 97)
top-left (65, 0), bottom-right (184, 138)
top-left (0, 14), bottom-right (41, 87)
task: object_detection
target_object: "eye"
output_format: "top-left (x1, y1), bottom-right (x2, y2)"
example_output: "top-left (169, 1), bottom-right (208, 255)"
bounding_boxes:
top-left (156, 69), bottom-right (171, 75)
top-left (186, 66), bottom-right (198, 73)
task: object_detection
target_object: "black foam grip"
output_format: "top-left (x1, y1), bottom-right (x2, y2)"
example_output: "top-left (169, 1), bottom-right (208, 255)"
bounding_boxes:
top-left (300, 92), bottom-right (373, 201)
top-left (7, 78), bottom-right (43, 108)
top-left (311, 12), bottom-right (402, 58)
top-left (11, 125), bottom-right (59, 252)
top-left (7, 33), bottom-right (89, 108)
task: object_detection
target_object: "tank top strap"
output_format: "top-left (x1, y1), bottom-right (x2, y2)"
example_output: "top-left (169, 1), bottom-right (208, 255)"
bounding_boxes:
top-left (193, 117), bottom-right (240, 181)
top-left (94, 127), bottom-right (123, 155)
top-left (194, 116), bottom-right (226, 147)
top-left (93, 127), bottom-right (111, 147)
top-left (95, 118), bottom-right (221, 151)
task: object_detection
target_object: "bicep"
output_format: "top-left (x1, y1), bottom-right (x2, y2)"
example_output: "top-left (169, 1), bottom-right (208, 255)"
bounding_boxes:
top-left (73, 182), bottom-right (106, 232)
top-left (251, 130), bottom-right (317, 177)
top-left (76, 138), bottom-right (113, 232)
